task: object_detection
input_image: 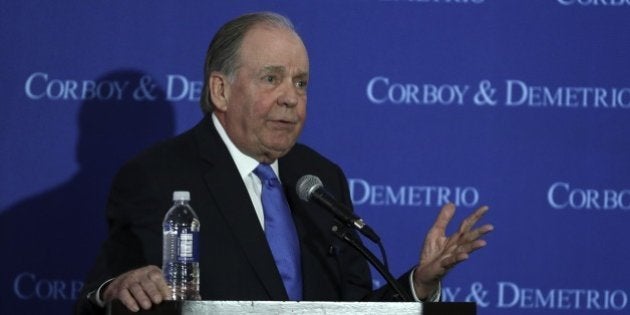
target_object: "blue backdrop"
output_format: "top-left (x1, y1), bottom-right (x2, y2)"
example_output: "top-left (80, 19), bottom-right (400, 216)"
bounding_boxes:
top-left (1, 1), bottom-right (629, 314)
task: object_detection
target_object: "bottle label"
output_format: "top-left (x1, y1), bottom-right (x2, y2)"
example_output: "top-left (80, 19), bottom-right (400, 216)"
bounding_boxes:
top-left (178, 232), bottom-right (193, 261)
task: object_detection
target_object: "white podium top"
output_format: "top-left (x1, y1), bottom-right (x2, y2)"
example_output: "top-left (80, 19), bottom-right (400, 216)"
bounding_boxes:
top-left (184, 301), bottom-right (422, 315)
top-left (108, 300), bottom-right (476, 315)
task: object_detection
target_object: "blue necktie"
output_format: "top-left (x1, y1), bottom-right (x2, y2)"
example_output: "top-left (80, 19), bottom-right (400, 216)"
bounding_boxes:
top-left (253, 164), bottom-right (302, 301)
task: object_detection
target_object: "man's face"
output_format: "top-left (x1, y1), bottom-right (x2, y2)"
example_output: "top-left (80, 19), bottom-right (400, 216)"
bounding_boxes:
top-left (214, 25), bottom-right (309, 163)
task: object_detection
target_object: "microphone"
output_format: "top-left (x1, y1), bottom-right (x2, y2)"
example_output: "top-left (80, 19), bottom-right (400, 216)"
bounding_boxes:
top-left (296, 175), bottom-right (380, 243)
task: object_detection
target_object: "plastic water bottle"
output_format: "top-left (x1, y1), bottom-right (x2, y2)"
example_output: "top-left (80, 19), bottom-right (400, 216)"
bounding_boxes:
top-left (162, 191), bottom-right (201, 300)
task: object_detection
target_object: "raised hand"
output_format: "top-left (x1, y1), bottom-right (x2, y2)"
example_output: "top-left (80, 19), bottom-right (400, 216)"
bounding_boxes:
top-left (412, 203), bottom-right (493, 299)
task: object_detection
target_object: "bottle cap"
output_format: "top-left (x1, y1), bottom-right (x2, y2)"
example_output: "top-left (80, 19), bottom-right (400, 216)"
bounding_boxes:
top-left (173, 191), bottom-right (190, 201)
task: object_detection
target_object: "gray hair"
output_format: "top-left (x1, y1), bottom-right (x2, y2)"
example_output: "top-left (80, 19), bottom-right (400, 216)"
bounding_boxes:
top-left (200, 12), bottom-right (296, 114)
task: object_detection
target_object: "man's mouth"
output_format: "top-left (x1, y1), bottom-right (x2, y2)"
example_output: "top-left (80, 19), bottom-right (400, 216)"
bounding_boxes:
top-left (267, 119), bottom-right (298, 130)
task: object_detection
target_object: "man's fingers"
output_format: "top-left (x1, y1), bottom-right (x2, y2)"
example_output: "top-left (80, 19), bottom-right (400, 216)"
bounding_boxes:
top-left (103, 266), bottom-right (168, 312)
top-left (432, 203), bottom-right (456, 231)
top-left (118, 288), bottom-right (140, 312)
top-left (458, 205), bottom-right (489, 233)
top-left (418, 205), bottom-right (493, 286)
top-left (461, 223), bottom-right (494, 244)
top-left (147, 268), bottom-right (171, 300)
top-left (141, 278), bottom-right (165, 304)
top-left (440, 235), bottom-right (489, 270)
top-left (472, 239), bottom-right (488, 251)
top-left (450, 239), bottom-right (488, 265)
top-left (440, 252), bottom-right (468, 270)
top-left (128, 282), bottom-right (153, 310)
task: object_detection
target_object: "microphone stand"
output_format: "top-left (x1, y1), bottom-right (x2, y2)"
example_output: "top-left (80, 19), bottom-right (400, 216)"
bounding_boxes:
top-left (331, 225), bottom-right (412, 302)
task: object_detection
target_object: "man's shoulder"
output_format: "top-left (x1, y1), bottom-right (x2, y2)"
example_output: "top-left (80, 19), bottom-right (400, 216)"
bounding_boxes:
top-left (284, 143), bottom-right (337, 167)
top-left (115, 120), bottom-right (207, 180)
top-left (108, 123), bottom-right (205, 195)
top-left (128, 128), bottom-right (196, 166)
top-left (281, 143), bottom-right (346, 181)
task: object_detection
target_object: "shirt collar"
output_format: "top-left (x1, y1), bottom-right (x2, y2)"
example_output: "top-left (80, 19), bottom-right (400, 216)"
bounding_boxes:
top-left (211, 113), bottom-right (280, 179)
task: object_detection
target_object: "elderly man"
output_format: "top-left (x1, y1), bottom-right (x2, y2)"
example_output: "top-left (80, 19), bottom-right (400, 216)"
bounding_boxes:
top-left (76, 11), bottom-right (492, 314)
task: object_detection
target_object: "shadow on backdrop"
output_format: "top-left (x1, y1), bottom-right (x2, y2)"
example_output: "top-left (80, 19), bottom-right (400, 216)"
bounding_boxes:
top-left (0, 70), bottom-right (175, 314)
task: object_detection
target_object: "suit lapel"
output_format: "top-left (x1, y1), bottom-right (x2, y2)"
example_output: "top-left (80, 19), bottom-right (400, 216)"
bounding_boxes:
top-left (193, 116), bottom-right (288, 300)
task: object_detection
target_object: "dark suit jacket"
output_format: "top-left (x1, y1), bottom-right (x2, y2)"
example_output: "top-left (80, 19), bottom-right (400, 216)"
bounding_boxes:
top-left (76, 115), bottom-right (412, 314)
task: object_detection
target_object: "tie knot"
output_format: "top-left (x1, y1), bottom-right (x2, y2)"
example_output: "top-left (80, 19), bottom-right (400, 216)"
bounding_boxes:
top-left (253, 163), bottom-right (279, 183)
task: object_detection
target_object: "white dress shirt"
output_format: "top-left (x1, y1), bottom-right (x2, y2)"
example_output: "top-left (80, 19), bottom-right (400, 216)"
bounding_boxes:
top-left (212, 114), bottom-right (275, 229)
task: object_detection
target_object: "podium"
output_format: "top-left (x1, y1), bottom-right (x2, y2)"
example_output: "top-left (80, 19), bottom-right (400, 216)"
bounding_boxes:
top-left (107, 300), bottom-right (476, 315)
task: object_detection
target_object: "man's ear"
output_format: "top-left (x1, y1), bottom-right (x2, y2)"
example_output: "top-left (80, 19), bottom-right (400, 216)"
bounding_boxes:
top-left (209, 72), bottom-right (230, 112)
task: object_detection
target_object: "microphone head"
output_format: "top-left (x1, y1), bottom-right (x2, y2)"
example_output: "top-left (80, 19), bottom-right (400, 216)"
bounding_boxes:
top-left (296, 174), bottom-right (323, 201)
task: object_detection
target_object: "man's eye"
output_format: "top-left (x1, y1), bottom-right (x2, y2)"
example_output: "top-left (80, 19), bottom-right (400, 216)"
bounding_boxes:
top-left (296, 80), bottom-right (308, 89)
top-left (264, 75), bottom-right (276, 83)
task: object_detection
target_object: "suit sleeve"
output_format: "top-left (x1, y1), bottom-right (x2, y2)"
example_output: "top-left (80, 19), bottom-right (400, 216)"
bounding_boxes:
top-left (75, 159), bottom-right (165, 315)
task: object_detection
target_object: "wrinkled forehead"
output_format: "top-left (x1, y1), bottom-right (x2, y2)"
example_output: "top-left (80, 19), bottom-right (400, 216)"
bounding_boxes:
top-left (237, 24), bottom-right (309, 69)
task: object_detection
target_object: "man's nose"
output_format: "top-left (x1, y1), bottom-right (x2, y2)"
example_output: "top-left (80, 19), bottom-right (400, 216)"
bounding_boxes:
top-left (278, 82), bottom-right (300, 108)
